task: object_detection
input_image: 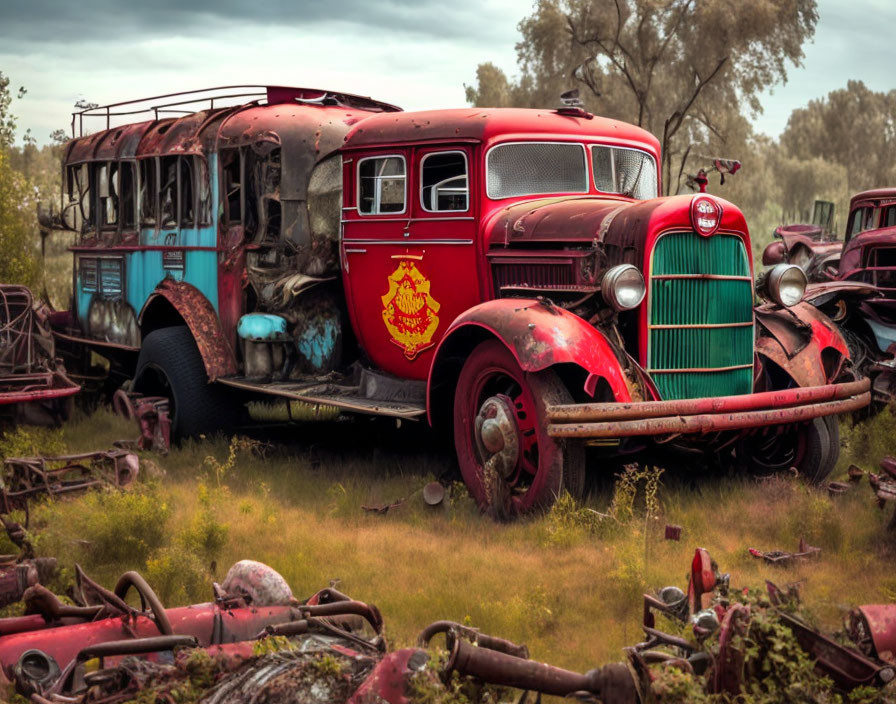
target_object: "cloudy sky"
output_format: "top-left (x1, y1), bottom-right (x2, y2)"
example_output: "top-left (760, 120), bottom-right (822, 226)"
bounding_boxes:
top-left (0, 0), bottom-right (892, 145)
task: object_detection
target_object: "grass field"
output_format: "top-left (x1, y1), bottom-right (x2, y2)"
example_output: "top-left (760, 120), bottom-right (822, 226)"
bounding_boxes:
top-left (2, 406), bottom-right (894, 680)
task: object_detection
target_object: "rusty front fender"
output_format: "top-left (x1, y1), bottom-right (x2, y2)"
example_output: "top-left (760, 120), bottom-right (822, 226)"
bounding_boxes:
top-left (138, 280), bottom-right (237, 381)
top-left (755, 301), bottom-right (851, 388)
top-left (427, 299), bottom-right (635, 426)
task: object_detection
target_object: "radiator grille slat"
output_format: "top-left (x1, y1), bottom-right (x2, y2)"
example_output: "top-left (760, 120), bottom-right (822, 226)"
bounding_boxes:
top-left (492, 262), bottom-right (576, 291)
top-left (648, 233), bottom-right (754, 400)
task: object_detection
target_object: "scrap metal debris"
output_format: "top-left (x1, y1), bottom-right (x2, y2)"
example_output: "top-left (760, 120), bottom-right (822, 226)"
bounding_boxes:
top-left (111, 389), bottom-right (171, 454)
top-left (869, 457), bottom-right (896, 531)
top-left (362, 481), bottom-right (448, 514)
top-left (0, 449), bottom-right (139, 513)
top-left (748, 537), bottom-right (821, 565)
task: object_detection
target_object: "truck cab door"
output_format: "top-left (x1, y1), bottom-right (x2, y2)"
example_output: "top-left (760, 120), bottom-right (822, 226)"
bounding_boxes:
top-left (341, 147), bottom-right (482, 380)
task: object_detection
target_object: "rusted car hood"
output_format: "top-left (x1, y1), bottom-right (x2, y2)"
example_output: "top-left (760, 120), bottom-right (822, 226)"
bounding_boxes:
top-left (484, 196), bottom-right (631, 247)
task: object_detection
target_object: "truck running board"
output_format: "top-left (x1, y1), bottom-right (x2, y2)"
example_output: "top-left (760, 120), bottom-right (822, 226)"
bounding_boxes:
top-left (217, 378), bottom-right (426, 420)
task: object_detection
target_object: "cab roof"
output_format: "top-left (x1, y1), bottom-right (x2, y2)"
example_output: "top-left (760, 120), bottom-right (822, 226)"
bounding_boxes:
top-left (850, 187), bottom-right (896, 209)
top-left (341, 108), bottom-right (661, 154)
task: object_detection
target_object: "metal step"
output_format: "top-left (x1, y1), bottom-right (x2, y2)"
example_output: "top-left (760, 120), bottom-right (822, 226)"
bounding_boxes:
top-left (217, 377), bottom-right (426, 419)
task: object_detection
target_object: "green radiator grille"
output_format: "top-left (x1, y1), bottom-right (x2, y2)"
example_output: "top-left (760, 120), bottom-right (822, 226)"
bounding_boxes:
top-left (648, 232), bottom-right (754, 400)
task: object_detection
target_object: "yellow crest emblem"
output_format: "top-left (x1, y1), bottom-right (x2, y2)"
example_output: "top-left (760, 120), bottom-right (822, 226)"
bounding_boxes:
top-left (381, 260), bottom-right (441, 360)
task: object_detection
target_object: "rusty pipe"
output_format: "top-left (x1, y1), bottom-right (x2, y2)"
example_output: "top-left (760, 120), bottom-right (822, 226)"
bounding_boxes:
top-left (297, 600), bottom-right (383, 634)
top-left (417, 621), bottom-right (529, 659)
top-left (547, 378), bottom-right (869, 423)
top-left (548, 392), bottom-right (870, 439)
top-left (76, 635), bottom-right (199, 662)
top-left (446, 638), bottom-right (637, 701)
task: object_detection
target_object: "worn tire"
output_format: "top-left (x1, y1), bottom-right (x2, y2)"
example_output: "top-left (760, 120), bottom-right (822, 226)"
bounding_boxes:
top-left (134, 326), bottom-right (237, 440)
top-left (738, 416), bottom-right (837, 486)
top-left (453, 340), bottom-right (585, 518)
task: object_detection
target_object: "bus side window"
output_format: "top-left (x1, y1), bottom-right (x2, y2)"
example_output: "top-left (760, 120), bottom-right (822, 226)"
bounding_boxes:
top-left (98, 162), bottom-right (118, 228)
top-left (260, 148), bottom-right (281, 242)
top-left (139, 158), bottom-right (157, 228)
top-left (120, 162), bottom-right (136, 230)
top-left (160, 157), bottom-right (178, 228)
top-left (221, 148), bottom-right (242, 226)
top-left (197, 156), bottom-right (211, 225)
top-left (180, 156), bottom-right (195, 227)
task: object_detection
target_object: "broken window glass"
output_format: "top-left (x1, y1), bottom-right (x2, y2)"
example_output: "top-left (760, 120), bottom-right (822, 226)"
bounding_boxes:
top-left (180, 156), bottom-right (195, 227)
top-left (139, 158), bottom-right (157, 227)
top-left (421, 152), bottom-right (468, 212)
top-left (98, 162), bottom-right (119, 228)
top-left (221, 148), bottom-right (242, 226)
top-left (197, 156), bottom-right (211, 225)
top-left (120, 162), bottom-right (136, 229)
top-left (359, 156), bottom-right (406, 214)
top-left (159, 157), bottom-right (178, 228)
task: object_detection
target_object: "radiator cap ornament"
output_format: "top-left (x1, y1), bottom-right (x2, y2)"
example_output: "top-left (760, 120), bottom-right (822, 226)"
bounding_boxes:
top-left (691, 195), bottom-right (722, 236)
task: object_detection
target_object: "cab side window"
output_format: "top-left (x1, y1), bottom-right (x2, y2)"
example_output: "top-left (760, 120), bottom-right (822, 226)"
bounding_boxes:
top-left (358, 156), bottom-right (406, 214)
top-left (421, 152), bottom-right (468, 212)
top-left (884, 205), bottom-right (896, 229)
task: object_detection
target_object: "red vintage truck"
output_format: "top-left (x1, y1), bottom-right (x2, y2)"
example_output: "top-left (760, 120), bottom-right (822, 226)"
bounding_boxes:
top-left (45, 86), bottom-right (868, 515)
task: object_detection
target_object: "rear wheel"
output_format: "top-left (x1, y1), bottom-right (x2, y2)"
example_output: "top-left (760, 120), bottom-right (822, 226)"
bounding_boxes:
top-left (133, 326), bottom-right (237, 440)
top-left (737, 415), bottom-right (839, 485)
top-left (453, 340), bottom-right (585, 518)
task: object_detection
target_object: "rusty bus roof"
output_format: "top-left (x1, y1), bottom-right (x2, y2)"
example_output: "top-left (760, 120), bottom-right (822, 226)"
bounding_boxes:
top-left (64, 86), bottom-right (402, 164)
top-left (340, 108), bottom-right (662, 153)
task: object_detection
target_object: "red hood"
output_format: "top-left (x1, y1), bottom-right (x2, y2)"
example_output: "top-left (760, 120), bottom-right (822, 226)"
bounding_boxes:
top-left (484, 196), bottom-right (631, 248)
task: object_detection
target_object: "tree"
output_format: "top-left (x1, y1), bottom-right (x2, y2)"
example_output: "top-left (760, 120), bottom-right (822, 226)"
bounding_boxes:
top-left (781, 80), bottom-right (896, 194)
top-left (467, 0), bottom-right (818, 194)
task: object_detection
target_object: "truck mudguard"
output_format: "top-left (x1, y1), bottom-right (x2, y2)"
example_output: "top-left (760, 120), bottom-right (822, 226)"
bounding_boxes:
top-left (755, 302), bottom-right (850, 388)
top-left (427, 298), bottom-right (636, 424)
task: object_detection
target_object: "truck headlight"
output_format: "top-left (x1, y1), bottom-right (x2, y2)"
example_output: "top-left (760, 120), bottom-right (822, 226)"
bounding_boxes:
top-left (602, 264), bottom-right (646, 311)
top-left (765, 263), bottom-right (807, 308)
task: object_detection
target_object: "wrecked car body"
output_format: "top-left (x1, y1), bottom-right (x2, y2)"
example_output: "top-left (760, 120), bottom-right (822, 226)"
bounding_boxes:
top-left (41, 85), bottom-right (866, 516)
top-left (3, 553), bottom-right (893, 703)
top-left (0, 285), bottom-right (79, 426)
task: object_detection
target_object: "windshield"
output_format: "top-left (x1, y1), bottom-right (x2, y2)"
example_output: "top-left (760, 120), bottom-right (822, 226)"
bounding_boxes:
top-left (486, 143), bottom-right (587, 199)
top-left (592, 146), bottom-right (657, 199)
top-left (486, 141), bottom-right (658, 200)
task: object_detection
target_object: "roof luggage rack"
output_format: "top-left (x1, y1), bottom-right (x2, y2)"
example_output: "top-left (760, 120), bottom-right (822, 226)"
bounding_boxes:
top-left (71, 85), bottom-right (401, 137)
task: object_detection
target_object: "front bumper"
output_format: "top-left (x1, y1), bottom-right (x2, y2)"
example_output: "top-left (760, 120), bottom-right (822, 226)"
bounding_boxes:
top-left (546, 377), bottom-right (870, 439)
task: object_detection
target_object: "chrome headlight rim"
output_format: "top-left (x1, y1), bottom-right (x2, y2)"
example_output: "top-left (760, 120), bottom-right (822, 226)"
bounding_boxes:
top-left (602, 263), bottom-right (646, 311)
top-left (765, 263), bottom-right (807, 308)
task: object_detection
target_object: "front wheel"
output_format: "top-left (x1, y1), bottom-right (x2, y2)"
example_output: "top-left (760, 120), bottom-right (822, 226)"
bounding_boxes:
top-left (453, 340), bottom-right (585, 518)
top-left (737, 415), bottom-right (839, 485)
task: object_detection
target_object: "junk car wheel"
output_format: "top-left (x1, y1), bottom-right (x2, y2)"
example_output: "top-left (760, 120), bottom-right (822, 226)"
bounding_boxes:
top-left (738, 416), bottom-right (836, 486)
top-left (453, 340), bottom-right (585, 518)
top-left (134, 326), bottom-right (236, 440)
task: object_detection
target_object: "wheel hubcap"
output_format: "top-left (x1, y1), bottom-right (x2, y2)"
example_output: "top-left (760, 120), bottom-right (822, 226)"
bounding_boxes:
top-left (474, 394), bottom-right (519, 479)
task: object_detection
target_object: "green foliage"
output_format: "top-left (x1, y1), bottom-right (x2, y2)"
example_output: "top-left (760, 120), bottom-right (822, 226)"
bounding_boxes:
top-left (144, 546), bottom-right (208, 605)
top-left (35, 485), bottom-right (170, 567)
top-left (179, 481), bottom-right (229, 563)
top-left (0, 425), bottom-right (67, 459)
top-left (252, 635), bottom-right (298, 656)
top-left (0, 149), bottom-right (42, 288)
